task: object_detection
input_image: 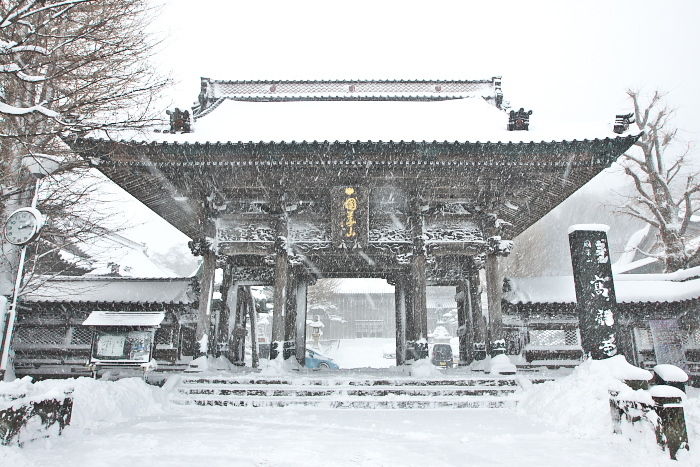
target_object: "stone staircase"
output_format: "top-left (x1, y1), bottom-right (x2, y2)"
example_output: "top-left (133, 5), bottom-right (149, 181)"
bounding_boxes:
top-left (169, 374), bottom-right (523, 409)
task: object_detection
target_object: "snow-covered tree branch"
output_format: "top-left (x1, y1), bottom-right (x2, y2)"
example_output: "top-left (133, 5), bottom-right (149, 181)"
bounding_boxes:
top-left (0, 0), bottom-right (171, 295)
top-left (618, 89), bottom-right (699, 272)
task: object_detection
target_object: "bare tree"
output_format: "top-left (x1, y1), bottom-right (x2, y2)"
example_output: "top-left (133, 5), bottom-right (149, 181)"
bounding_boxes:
top-left (307, 278), bottom-right (343, 317)
top-left (618, 89), bottom-right (699, 272)
top-left (0, 0), bottom-right (171, 293)
top-left (1, 0), bottom-right (168, 132)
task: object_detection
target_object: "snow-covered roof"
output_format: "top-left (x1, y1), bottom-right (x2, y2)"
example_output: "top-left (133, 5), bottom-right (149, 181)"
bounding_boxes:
top-left (24, 276), bottom-right (195, 304)
top-left (197, 77), bottom-right (502, 106)
top-left (83, 311), bottom-right (165, 327)
top-left (504, 271), bottom-right (700, 305)
top-left (136, 98), bottom-right (623, 145)
top-left (611, 224), bottom-right (651, 273)
top-left (50, 227), bottom-right (178, 279)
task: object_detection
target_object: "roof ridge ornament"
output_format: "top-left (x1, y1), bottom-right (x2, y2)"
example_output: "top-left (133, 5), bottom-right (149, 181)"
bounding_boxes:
top-left (613, 113), bottom-right (635, 134)
top-left (508, 108), bottom-right (532, 131)
top-left (164, 108), bottom-right (192, 134)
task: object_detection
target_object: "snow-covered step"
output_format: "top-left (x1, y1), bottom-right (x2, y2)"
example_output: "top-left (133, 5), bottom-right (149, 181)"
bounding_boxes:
top-left (178, 385), bottom-right (516, 398)
top-left (170, 375), bottom-right (522, 409)
top-left (179, 376), bottom-right (519, 387)
top-left (171, 396), bottom-right (519, 409)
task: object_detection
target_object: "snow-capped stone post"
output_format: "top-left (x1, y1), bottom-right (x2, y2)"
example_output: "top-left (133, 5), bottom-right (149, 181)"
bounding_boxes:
top-left (649, 385), bottom-right (690, 460)
top-left (568, 224), bottom-right (621, 359)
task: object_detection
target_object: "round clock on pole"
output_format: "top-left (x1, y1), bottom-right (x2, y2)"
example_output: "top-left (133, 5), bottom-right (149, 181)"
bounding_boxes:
top-left (4, 207), bottom-right (44, 246)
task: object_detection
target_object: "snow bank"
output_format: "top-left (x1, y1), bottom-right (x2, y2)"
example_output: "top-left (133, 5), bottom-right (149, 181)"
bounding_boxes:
top-left (259, 352), bottom-right (303, 375)
top-left (409, 358), bottom-right (443, 377)
top-left (518, 356), bottom-right (648, 438)
top-left (68, 378), bottom-right (169, 426)
top-left (186, 355), bottom-right (236, 373)
top-left (0, 377), bottom-right (169, 428)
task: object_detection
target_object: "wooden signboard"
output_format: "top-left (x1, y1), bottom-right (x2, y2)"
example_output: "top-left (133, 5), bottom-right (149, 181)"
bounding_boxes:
top-left (331, 186), bottom-right (368, 249)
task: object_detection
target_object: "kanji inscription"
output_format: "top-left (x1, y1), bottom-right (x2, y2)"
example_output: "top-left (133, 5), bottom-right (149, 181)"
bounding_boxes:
top-left (331, 186), bottom-right (368, 249)
top-left (569, 226), bottom-right (621, 360)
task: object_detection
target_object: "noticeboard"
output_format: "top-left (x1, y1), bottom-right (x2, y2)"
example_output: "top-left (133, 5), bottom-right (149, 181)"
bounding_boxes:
top-left (91, 329), bottom-right (154, 364)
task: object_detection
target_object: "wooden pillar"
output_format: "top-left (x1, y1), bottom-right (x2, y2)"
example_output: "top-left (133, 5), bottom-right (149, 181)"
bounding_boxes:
top-left (294, 279), bottom-right (308, 366)
top-left (231, 284), bottom-right (248, 366)
top-left (216, 261), bottom-right (234, 357)
top-left (230, 281), bottom-right (239, 363)
top-left (469, 269), bottom-right (487, 360)
top-left (283, 269), bottom-right (299, 361)
top-left (394, 276), bottom-right (407, 366)
top-left (247, 286), bottom-right (260, 368)
top-left (408, 200), bottom-right (428, 360)
top-left (456, 280), bottom-right (474, 365)
top-left (270, 249), bottom-right (288, 360)
top-left (412, 253), bottom-right (428, 341)
top-left (195, 250), bottom-right (216, 357)
top-left (404, 271), bottom-right (418, 361)
top-left (485, 252), bottom-right (505, 355)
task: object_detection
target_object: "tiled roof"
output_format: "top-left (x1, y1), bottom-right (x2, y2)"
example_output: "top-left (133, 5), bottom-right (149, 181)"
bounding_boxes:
top-left (23, 276), bottom-right (195, 304)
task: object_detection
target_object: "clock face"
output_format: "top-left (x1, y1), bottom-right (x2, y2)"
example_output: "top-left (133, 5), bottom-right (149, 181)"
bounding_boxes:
top-left (4, 208), bottom-right (43, 246)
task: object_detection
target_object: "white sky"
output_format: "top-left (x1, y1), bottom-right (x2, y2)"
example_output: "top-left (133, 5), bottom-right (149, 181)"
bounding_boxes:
top-left (124, 0), bottom-right (700, 253)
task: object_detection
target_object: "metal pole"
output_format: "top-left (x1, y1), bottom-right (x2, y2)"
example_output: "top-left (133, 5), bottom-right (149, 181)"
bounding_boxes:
top-left (0, 244), bottom-right (27, 378)
top-left (0, 178), bottom-right (41, 379)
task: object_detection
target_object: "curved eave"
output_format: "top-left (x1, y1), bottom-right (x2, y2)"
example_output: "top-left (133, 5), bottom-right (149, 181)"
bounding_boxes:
top-left (71, 134), bottom-right (640, 165)
top-left (66, 134), bottom-right (640, 243)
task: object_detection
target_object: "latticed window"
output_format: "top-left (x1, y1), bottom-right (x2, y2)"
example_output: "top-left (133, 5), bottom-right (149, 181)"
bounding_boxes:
top-left (634, 327), bottom-right (654, 350)
top-left (155, 328), bottom-right (173, 345)
top-left (70, 327), bottom-right (93, 345)
top-left (15, 326), bottom-right (67, 345)
top-left (528, 329), bottom-right (579, 346)
top-left (684, 327), bottom-right (700, 349)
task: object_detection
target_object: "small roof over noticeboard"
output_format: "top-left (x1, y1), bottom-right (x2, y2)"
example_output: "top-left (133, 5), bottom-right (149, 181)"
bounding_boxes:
top-left (83, 311), bottom-right (166, 327)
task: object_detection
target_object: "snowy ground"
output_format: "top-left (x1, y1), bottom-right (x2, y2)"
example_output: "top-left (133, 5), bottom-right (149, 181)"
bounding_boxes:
top-left (2, 405), bottom-right (681, 467)
top-left (319, 337), bottom-right (396, 369)
top-left (2, 339), bottom-right (700, 465)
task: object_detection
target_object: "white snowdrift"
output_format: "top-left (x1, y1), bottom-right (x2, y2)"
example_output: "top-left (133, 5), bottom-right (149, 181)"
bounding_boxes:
top-left (0, 376), bottom-right (169, 427)
top-left (518, 356), bottom-right (652, 438)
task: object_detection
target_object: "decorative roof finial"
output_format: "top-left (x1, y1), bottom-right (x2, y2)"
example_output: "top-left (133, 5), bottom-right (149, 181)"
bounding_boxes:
top-left (613, 113), bottom-right (635, 134)
top-left (165, 108), bottom-right (192, 133)
top-left (507, 108), bottom-right (532, 131)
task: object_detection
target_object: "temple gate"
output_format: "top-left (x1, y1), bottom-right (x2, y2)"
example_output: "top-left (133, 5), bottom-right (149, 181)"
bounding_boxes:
top-left (70, 78), bottom-right (638, 367)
